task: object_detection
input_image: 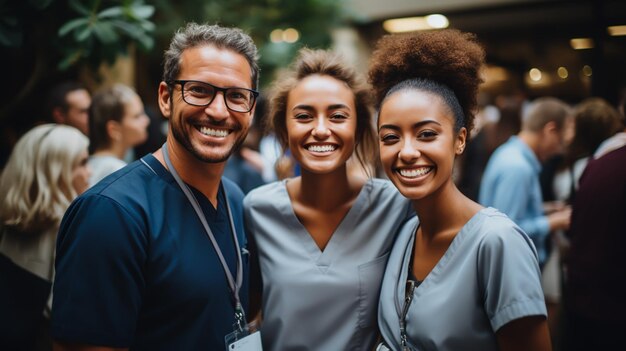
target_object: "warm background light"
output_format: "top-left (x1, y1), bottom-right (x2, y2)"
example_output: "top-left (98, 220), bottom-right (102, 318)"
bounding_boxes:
top-left (282, 28), bottom-right (300, 43)
top-left (482, 65), bottom-right (509, 82)
top-left (529, 68), bottom-right (542, 82)
top-left (270, 29), bottom-right (283, 43)
top-left (426, 14), bottom-right (449, 29)
top-left (270, 28), bottom-right (300, 43)
top-left (570, 38), bottom-right (594, 50)
top-left (383, 14), bottom-right (449, 33)
top-left (557, 67), bottom-right (569, 79)
top-left (608, 25), bottom-right (626, 36)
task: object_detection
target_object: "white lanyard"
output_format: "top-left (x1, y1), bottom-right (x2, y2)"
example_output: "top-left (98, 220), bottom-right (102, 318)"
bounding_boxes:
top-left (161, 143), bottom-right (246, 331)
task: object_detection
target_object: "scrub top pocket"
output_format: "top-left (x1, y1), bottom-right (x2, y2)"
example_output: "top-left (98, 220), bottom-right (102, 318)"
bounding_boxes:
top-left (357, 252), bottom-right (390, 328)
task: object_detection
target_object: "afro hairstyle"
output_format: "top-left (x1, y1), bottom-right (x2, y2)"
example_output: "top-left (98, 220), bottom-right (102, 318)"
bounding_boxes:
top-left (368, 29), bottom-right (485, 133)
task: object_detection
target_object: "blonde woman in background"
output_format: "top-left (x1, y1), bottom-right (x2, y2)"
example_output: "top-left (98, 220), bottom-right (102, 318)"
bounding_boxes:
top-left (0, 124), bottom-right (90, 351)
top-left (88, 83), bottom-right (150, 186)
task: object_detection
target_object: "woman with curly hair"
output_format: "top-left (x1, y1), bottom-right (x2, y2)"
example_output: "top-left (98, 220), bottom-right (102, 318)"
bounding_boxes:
top-left (0, 124), bottom-right (90, 350)
top-left (244, 48), bottom-right (413, 350)
top-left (370, 30), bottom-right (551, 351)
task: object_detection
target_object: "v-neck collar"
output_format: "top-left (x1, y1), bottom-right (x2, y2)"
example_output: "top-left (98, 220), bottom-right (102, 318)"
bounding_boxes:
top-left (396, 208), bottom-right (490, 302)
top-left (142, 153), bottom-right (224, 216)
top-left (277, 179), bottom-right (372, 271)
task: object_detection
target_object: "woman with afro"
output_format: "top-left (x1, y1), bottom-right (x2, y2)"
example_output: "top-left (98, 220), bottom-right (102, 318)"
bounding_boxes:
top-left (370, 29), bottom-right (551, 350)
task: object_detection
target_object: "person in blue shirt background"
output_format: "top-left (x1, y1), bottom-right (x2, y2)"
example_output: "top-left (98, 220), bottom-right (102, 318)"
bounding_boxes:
top-left (479, 97), bottom-right (574, 268)
top-left (51, 22), bottom-right (260, 350)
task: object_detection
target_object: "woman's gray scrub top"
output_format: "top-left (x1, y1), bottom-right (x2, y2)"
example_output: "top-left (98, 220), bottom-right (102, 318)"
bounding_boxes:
top-left (244, 178), bottom-right (413, 351)
top-left (378, 207), bottom-right (547, 351)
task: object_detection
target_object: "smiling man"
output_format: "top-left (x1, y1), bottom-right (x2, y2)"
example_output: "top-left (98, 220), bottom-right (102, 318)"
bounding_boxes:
top-left (51, 23), bottom-right (259, 350)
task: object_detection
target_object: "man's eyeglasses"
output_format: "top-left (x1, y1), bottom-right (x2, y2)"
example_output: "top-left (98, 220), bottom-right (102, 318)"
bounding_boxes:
top-left (168, 80), bottom-right (259, 113)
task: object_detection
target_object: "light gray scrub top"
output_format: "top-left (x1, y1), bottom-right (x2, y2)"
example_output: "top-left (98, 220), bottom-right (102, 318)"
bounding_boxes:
top-left (88, 155), bottom-right (127, 187)
top-left (378, 207), bottom-right (547, 351)
top-left (244, 178), bottom-right (413, 351)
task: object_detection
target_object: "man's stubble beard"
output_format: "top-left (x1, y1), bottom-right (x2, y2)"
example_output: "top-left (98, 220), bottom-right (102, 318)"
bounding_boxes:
top-left (170, 117), bottom-right (247, 164)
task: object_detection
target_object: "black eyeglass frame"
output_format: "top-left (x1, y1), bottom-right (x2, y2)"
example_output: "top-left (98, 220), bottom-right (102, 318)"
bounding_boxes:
top-left (168, 79), bottom-right (259, 113)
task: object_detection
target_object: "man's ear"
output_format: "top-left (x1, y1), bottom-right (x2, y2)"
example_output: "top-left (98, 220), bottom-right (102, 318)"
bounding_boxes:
top-left (158, 82), bottom-right (172, 119)
top-left (543, 120), bottom-right (558, 135)
top-left (52, 107), bottom-right (66, 124)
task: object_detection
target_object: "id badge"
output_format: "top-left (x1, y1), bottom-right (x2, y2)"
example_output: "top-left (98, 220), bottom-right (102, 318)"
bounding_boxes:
top-left (225, 321), bottom-right (263, 351)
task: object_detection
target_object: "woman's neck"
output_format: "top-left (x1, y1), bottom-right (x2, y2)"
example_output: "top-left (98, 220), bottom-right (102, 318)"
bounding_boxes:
top-left (292, 166), bottom-right (365, 211)
top-left (93, 142), bottom-right (127, 160)
top-left (411, 180), bottom-right (481, 239)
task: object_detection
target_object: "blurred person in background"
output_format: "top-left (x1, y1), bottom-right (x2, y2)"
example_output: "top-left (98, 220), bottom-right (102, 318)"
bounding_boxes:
top-left (479, 97), bottom-right (574, 269)
top-left (45, 81), bottom-right (92, 135)
top-left (0, 124), bottom-right (90, 351)
top-left (593, 88), bottom-right (626, 158)
top-left (562, 143), bottom-right (626, 350)
top-left (457, 95), bottom-right (522, 201)
top-left (559, 93), bottom-right (626, 351)
top-left (87, 84), bottom-right (150, 187)
top-left (244, 48), bottom-right (413, 351)
top-left (542, 97), bottom-right (622, 346)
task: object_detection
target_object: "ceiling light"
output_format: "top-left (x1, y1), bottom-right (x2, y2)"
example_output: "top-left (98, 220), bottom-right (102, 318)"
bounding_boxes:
top-left (608, 25), bottom-right (626, 36)
top-left (383, 14), bottom-right (449, 33)
top-left (570, 38), bottom-right (594, 50)
top-left (426, 14), bottom-right (449, 29)
top-left (483, 65), bottom-right (509, 82)
top-left (529, 68), bottom-right (542, 82)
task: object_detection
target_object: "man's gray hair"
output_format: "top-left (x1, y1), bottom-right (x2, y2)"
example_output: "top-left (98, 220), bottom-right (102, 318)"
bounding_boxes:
top-left (163, 22), bottom-right (260, 89)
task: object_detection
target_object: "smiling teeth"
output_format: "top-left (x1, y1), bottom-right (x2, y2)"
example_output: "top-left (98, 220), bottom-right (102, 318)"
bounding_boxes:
top-left (199, 127), bottom-right (228, 137)
top-left (399, 168), bottom-right (431, 178)
top-left (308, 145), bottom-right (336, 152)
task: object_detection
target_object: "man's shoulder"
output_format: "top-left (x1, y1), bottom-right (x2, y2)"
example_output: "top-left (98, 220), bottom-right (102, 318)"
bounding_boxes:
top-left (486, 142), bottom-right (534, 173)
top-left (77, 157), bottom-right (166, 215)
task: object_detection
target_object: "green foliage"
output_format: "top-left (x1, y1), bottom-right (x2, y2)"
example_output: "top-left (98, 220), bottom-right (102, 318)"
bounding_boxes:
top-left (149, 0), bottom-right (348, 87)
top-left (227, 0), bottom-right (347, 87)
top-left (57, 0), bottom-right (156, 70)
top-left (1, 0), bottom-right (344, 80)
top-left (0, 0), bottom-right (347, 129)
